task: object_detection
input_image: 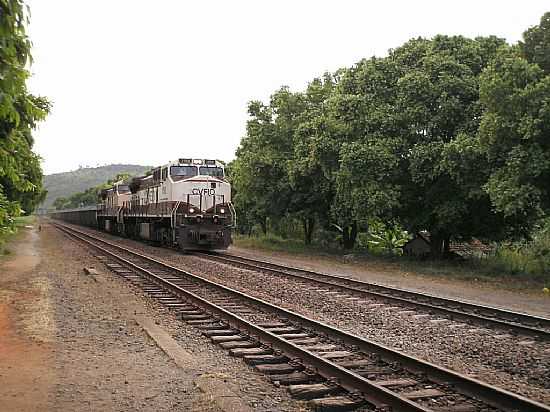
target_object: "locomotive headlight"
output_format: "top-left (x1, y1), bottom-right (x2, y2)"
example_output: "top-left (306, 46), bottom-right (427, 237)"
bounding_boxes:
top-left (220, 208), bottom-right (226, 214)
top-left (189, 207), bottom-right (195, 214)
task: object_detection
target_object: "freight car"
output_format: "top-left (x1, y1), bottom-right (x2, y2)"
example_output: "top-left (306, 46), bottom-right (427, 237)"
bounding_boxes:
top-left (50, 206), bottom-right (97, 227)
top-left (51, 158), bottom-right (235, 251)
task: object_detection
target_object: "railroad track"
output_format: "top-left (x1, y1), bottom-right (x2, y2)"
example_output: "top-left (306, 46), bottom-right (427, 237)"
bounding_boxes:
top-left (193, 251), bottom-right (550, 341)
top-left (54, 222), bottom-right (550, 412)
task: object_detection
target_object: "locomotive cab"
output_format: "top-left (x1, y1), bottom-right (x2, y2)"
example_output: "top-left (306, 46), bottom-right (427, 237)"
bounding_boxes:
top-left (173, 159), bottom-right (234, 250)
top-left (122, 158), bottom-right (235, 251)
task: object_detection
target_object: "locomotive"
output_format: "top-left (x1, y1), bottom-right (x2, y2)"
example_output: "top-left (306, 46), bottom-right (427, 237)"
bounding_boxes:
top-left (54, 158), bottom-right (235, 251)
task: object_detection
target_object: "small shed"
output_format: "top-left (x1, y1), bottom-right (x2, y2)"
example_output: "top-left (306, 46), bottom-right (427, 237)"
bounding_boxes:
top-left (403, 233), bottom-right (431, 256)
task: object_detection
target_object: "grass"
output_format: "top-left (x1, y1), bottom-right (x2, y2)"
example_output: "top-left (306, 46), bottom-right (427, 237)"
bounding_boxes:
top-left (0, 215), bottom-right (36, 256)
top-left (233, 233), bottom-right (550, 291)
top-left (234, 233), bottom-right (343, 256)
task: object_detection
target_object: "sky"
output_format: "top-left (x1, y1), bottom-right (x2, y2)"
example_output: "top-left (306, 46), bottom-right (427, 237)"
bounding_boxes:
top-left (26, 0), bottom-right (549, 175)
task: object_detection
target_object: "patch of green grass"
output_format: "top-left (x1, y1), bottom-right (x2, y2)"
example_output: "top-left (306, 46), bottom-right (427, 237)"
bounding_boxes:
top-left (13, 215), bottom-right (36, 227)
top-left (393, 256), bottom-right (548, 289)
top-left (234, 233), bottom-right (342, 256)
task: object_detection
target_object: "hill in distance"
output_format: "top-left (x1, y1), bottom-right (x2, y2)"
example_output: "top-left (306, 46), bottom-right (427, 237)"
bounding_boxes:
top-left (42, 164), bottom-right (151, 209)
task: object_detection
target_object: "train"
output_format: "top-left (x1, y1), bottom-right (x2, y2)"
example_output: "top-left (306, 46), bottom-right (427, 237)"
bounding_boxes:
top-left (51, 158), bottom-right (235, 251)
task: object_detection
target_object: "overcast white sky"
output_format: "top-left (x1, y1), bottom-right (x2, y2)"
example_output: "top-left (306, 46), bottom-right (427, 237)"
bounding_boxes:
top-left (26, 0), bottom-right (548, 175)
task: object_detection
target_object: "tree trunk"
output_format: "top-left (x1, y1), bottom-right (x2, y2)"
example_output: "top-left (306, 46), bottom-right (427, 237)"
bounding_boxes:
top-left (430, 233), bottom-right (445, 258)
top-left (342, 221), bottom-right (358, 250)
top-left (303, 217), bottom-right (315, 245)
top-left (259, 217), bottom-right (268, 236)
top-left (443, 235), bottom-right (451, 255)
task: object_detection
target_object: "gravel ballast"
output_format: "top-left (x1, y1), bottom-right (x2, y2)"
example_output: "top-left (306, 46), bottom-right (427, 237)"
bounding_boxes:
top-left (2, 223), bottom-right (309, 412)
top-left (70, 225), bottom-right (550, 406)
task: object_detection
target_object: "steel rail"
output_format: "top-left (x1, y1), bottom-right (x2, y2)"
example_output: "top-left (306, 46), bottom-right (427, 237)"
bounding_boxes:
top-left (56, 225), bottom-right (424, 411)
top-left (195, 251), bottom-right (550, 340)
top-left (55, 222), bottom-right (550, 412)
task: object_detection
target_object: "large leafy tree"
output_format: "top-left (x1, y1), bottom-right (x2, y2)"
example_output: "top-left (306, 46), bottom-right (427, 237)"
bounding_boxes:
top-left (1, 0), bottom-right (50, 231)
top-left (232, 77), bottom-right (338, 244)
top-left (520, 12), bottom-right (550, 74)
top-left (479, 19), bottom-right (550, 234)
top-left (332, 35), bottom-right (509, 253)
top-left (232, 13), bottom-right (550, 255)
top-left (288, 75), bottom-right (337, 244)
top-left (232, 88), bottom-right (306, 236)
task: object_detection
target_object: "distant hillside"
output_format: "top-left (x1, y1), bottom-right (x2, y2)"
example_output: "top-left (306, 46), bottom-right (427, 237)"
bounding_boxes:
top-left (42, 164), bottom-right (151, 209)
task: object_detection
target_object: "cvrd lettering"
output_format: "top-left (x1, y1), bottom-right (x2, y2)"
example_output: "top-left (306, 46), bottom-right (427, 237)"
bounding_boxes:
top-left (192, 188), bottom-right (216, 196)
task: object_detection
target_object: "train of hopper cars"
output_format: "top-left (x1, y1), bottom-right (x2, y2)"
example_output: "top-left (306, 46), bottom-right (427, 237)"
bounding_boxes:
top-left (50, 158), bottom-right (236, 251)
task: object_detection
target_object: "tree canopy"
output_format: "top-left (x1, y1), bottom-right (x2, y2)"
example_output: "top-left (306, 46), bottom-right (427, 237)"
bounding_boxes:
top-left (480, 17), bottom-right (550, 234)
top-left (230, 12), bottom-right (550, 256)
top-left (0, 0), bottom-right (50, 233)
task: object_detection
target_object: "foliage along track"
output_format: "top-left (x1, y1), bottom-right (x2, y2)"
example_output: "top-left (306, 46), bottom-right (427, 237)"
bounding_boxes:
top-left (54, 222), bottom-right (550, 412)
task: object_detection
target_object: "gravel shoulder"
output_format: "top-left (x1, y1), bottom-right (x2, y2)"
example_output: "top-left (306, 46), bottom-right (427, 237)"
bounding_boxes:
top-left (229, 245), bottom-right (550, 318)
top-left (0, 222), bottom-right (308, 411)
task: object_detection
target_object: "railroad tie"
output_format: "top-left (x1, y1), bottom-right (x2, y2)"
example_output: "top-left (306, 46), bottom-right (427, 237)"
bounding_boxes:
top-left (218, 340), bottom-right (258, 350)
top-left (317, 350), bottom-right (353, 360)
top-left (402, 388), bottom-right (445, 400)
top-left (374, 378), bottom-right (417, 388)
top-left (165, 303), bottom-right (193, 308)
top-left (181, 313), bottom-right (211, 321)
top-left (196, 323), bottom-right (227, 330)
top-left (265, 326), bottom-right (302, 334)
top-left (229, 347), bottom-right (273, 357)
top-left (179, 310), bottom-right (205, 316)
top-left (335, 359), bottom-right (374, 369)
top-left (186, 318), bottom-right (217, 325)
top-left (147, 292), bottom-right (175, 297)
top-left (354, 367), bottom-right (395, 377)
top-left (308, 396), bottom-right (365, 411)
top-left (301, 344), bottom-right (339, 351)
top-left (288, 383), bottom-right (344, 400)
top-left (269, 372), bottom-right (315, 385)
top-left (243, 354), bottom-right (288, 365)
top-left (430, 405), bottom-right (477, 412)
top-left (202, 329), bottom-right (238, 337)
top-left (256, 322), bottom-right (289, 328)
top-left (210, 334), bottom-right (245, 343)
top-left (255, 363), bottom-right (300, 375)
top-left (288, 337), bottom-right (319, 345)
top-left (277, 333), bottom-right (311, 340)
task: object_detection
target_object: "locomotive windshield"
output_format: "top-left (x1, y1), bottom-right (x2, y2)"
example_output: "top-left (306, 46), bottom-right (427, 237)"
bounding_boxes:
top-left (199, 166), bottom-right (224, 177)
top-left (170, 166), bottom-right (198, 177)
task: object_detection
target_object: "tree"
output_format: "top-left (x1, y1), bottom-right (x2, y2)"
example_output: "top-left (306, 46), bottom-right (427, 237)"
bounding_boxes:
top-left (479, 46), bottom-right (550, 235)
top-left (232, 14), bottom-right (550, 255)
top-left (0, 0), bottom-right (50, 230)
top-left (331, 35), bottom-right (510, 254)
top-left (520, 12), bottom-right (550, 74)
top-left (231, 88), bottom-right (306, 237)
top-left (288, 75), bottom-right (337, 244)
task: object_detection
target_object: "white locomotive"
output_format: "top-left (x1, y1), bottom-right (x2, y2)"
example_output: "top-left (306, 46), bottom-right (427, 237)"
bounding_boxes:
top-left (97, 158), bottom-right (235, 250)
